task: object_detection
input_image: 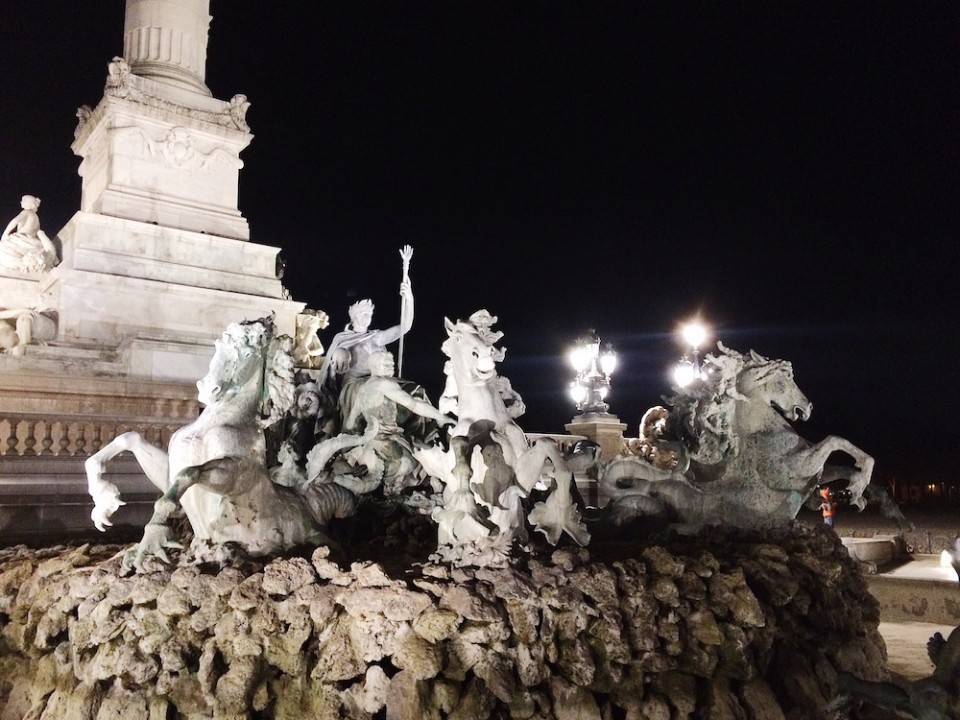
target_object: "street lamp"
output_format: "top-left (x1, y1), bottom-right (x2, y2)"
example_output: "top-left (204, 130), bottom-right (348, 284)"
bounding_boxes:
top-left (673, 320), bottom-right (709, 388)
top-left (568, 330), bottom-right (617, 414)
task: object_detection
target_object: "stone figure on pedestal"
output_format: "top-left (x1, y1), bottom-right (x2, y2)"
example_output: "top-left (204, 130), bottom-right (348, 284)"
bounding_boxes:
top-left (0, 308), bottom-right (55, 356)
top-left (0, 196), bottom-right (58, 273)
top-left (293, 309), bottom-right (329, 369)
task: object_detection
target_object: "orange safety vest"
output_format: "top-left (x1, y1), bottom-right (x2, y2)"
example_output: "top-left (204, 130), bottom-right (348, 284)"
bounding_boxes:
top-left (819, 488), bottom-right (835, 517)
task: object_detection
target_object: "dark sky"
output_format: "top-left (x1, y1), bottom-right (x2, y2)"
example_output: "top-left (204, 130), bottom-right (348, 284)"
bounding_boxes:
top-left (1, 2), bottom-right (958, 482)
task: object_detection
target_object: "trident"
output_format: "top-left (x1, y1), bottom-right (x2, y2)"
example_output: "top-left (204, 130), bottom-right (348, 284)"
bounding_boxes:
top-left (398, 245), bottom-right (413, 377)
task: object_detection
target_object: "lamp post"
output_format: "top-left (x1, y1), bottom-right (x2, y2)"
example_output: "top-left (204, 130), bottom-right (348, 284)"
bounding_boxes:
top-left (673, 320), bottom-right (709, 388)
top-left (565, 330), bottom-right (627, 467)
top-left (568, 330), bottom-right (617, 415)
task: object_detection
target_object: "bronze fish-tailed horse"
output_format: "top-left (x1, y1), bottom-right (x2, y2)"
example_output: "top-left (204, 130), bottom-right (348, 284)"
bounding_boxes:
top-left (86, 318), bottom-right (335, 572)
top-left (602, 343), bottom-right (874, 529)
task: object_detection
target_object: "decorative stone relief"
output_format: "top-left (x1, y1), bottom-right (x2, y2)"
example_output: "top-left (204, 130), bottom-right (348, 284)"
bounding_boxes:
top-left (111, 125), bottom-right (243, 170)
top-left (97, 57), bottom-right (252, 134)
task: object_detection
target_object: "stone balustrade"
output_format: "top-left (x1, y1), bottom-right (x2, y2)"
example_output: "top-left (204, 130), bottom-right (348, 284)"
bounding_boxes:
top-left (0, 415), bottom-right (177, 457)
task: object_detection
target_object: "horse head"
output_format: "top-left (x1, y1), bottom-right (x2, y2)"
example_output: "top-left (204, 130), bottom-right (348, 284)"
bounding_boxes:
top-left (735, 349), bottom-right (812, 423)
top-left (196, 319), bottom-right (295, 426)
top-left (442, 317), bottom-right (500, 387)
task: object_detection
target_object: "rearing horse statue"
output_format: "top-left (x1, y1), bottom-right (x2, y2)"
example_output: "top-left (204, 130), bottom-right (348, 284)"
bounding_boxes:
top-left (86, 318), bottom-right (329, 571)
top-left (418, 311), bottom-right (589, 566)
top-left (602, 343), bottom-right (874, 529)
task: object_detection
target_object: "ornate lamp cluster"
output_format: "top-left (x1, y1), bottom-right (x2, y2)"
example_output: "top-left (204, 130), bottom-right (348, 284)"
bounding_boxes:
top-left (568, 330), bottom-right (617, 414)
top-left (673, 320), bottom-right (709, 388)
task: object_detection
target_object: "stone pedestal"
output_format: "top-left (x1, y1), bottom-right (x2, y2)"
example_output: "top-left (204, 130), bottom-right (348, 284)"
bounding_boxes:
top-left (0, 0), bottom-right (309, 546)
top-left (565, 413), bottom-right (627, 463)
top-left (47, 0), bottom-right (306, 353)
top-left (48, 211), bottom-right (300, 349)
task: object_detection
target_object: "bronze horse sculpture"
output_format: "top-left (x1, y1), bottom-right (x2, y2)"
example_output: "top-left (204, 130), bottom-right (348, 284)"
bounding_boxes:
top-left (601, 343), bottom-right (874, 529)
top-left (85, 318), bottom-right (337, 572)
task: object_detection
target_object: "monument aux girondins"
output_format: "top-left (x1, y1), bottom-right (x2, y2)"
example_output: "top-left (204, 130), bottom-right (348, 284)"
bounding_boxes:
top-left (0, 2), bottom-right (939, 719)
top-left (0, 0), bottom-right (309, 542)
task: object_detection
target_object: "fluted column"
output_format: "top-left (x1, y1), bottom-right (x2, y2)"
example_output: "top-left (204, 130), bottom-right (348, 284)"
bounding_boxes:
top-left (123, 0), bottom-right (211, 95)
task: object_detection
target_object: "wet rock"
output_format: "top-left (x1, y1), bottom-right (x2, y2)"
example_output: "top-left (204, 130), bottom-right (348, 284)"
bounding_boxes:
top-left (513, 642), bottom-right (549, 687)
top-left (227, 573), bottom-right (266, 612)
top-left (658, 671), bottom-right (697, 718)
top-left (706, 677), bottom-right (747, 720)
top-left (310, 546), bottom-right (343, 580)
top-left (155, 584), bottom-right (191, 617)
top-left (549, 675), bottom-right (601, 720)
top-left (440, 584), bottom-right (502, 623)
top-left (412, 607), bottom-right (461, 643)
top-left (262, 557), bottom-right (317, 596)
top-left (739, 678), bottom-right (786, 720)
top-left (651, 576), bottom-right (681, 607)
top-left (343, 664), bottom-right (390, 715)
top-left (393, 623), bottom-right (443, 680)
top-left (338, 586), bottom-right (432, 622)
top-left (312, 614), bottom-right (366, 682)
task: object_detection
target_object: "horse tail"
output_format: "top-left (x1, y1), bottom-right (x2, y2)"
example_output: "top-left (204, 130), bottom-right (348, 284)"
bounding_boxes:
top-left (301, 483), bottom-right (357, 527)
top-left (599, 457), bottom-right (700, 525)
top-left (599, 457), bottom-right (676, 498)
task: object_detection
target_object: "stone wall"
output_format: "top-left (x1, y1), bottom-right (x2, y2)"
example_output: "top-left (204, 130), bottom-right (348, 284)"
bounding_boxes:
top-left (0, 525), bottom-right (886, 719)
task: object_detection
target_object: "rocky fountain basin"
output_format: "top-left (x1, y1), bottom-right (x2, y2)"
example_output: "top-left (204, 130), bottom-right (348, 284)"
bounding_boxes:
top-left (0, 523), bottom-right (887, 720)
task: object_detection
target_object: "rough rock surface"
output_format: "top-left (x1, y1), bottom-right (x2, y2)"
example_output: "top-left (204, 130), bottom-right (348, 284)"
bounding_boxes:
top-left (0, 523), bottom-right (888, 719)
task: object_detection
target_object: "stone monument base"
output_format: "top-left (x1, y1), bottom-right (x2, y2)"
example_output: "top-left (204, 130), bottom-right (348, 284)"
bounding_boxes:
top-left (0, 522), bottom-right (890, 719)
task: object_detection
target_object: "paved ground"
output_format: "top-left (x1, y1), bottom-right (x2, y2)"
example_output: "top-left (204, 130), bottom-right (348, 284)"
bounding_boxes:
top-left (797, 504), bottom-right (960, 554)
top-left (804, 506), bottom-right (960, 684)
top-left (878, 621), bottom-right (954, 680)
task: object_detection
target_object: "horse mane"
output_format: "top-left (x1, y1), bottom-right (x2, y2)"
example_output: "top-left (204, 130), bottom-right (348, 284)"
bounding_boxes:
top-left (442, 315), bottom-right (506, 362)
top-left (222, 317), bottom-right (295, 429)
top-left (666, 343), bottom-right (745, 464)
top-left (261, 333), bottom-right (296, 428)
top-left (668, 342), bottom-right (795, 465)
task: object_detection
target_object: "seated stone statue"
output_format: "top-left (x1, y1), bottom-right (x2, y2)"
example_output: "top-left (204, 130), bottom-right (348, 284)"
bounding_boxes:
top-left (306, 351), bottom-right (453, 498)
top-left (0, 196), bottom-right (58, 273)
top-left (318, 279), bottom-right (423, 439)
top-left (0, 308), bottom-right (56, 356)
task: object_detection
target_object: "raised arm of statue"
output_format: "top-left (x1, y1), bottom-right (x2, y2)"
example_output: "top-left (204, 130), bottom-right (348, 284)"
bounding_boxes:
top-left (400, 276), bottom-right (414, 333)
top-left (377, 278), bottom-right (414, 346)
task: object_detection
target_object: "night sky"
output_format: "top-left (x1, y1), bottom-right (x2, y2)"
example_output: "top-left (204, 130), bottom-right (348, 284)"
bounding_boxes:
top-left (1, 2), bottom-right (958, 483)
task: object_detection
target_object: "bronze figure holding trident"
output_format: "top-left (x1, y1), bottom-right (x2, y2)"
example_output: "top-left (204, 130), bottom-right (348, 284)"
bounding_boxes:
top-left (315, 245), bottom-right (439, 440)
top-left (318, 245), bottom-right (415, 392)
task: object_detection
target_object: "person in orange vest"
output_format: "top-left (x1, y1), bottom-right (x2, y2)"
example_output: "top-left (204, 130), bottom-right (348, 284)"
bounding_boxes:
top-left (819, 485), bottom-right (836, 527)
